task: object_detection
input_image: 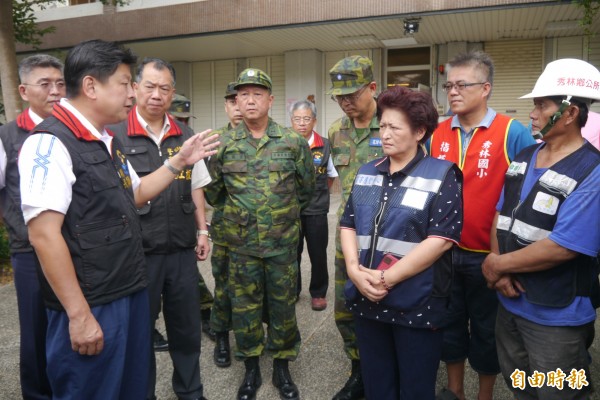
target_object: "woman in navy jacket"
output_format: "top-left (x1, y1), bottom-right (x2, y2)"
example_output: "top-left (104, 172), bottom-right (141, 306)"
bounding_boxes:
top-left (340, 86), bottom-right (463, 400)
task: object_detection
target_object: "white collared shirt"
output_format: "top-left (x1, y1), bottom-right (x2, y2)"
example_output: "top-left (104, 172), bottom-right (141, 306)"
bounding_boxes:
top-left (135, 108), bottom-right (171, 145)
top-left (19, 98), bottom-right (140, 223)
top-left (135, 109), bottom-right (211, 189)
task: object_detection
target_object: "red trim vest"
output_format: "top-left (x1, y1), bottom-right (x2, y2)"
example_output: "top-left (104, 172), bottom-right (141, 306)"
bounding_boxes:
top-left (430, 114), bottom-right (513, 252)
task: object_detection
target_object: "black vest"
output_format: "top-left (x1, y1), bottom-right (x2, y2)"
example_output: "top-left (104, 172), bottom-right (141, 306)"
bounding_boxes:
top-left (110, 118), bottom-right (197, 254)
top-left (497, 142), bottom-right (600, 307)
top-left (0, 113), bottom-right (34, 253)
top-left (32, 113), bottom-right (147, 310)
top-left (303, 136), bottom-right (332, 215)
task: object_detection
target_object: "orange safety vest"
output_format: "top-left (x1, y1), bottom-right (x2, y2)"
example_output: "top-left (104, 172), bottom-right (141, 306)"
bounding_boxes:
top-left (430, 114), bottom-right (513, 252)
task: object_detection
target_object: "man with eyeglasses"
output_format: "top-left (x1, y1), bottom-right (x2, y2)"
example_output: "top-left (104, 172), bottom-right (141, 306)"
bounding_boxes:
top-left (290, 99), bottom-right (338, 311)
top-left (110, 57), bottom-right (211, 400)
top-left (0, 53), bottom-right (64, 400)
top-left (327, 55), bottom-right (381, 400)
top-left (428, 51), bottom-right (534, 400)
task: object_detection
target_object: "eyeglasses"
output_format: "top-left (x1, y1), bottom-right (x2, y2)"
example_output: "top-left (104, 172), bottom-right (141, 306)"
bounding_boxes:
top-left (331, 84), bottom-right (369, 103)
top-left (22, 81), bottom-right (66, 91)
top-left (442, 81), bottom-right (487, 92)
top-left (291, 116), bottom-right (313, 124)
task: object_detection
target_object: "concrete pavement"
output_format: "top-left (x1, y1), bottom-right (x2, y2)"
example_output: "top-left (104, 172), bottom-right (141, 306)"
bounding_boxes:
top-left (0, 192), bottom-right (598, 399)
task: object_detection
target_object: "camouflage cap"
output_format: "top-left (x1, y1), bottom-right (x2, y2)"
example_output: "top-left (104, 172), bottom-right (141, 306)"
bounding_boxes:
top-left (224, 81), bottom-right (237, 98)
top-left (234, 68), bottom-right (272, 91)
top-left (169, 94), bottom-right (195, 118)
top-left (327, 55), bottom-right (374, 95)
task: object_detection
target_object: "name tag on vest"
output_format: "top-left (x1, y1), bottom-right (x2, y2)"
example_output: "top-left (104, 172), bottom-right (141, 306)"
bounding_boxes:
top-left (355, 174), bottom-right (383, 186)
top-left (401, 188), bottom-right (428, 210)
top-left (272, 152), bottom-right (294, 159)
top-left (532, 192), bottom-right (559, 215)
top-left (506, 161), bottom-right (527, 176)
top-left (369, 138), bottom-right (382, 147)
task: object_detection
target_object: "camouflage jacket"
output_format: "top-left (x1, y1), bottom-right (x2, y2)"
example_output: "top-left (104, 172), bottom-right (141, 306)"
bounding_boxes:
top-left (328, 114), bottom-right (381, 216)
top-left (206, 118), bottom-right (315, 257)
top-left (207, 123), bottom-right (235, 247)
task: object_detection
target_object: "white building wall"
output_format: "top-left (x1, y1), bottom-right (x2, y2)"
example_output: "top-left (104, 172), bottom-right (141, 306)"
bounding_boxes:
top-left (189, 56), bottom-right (287, 131)
top-left (285, 50), bottom-right (324, 130)
top-left (183, 37), bottom-right (600, 133)
top-left (485, 39), bottom-right (543, 126)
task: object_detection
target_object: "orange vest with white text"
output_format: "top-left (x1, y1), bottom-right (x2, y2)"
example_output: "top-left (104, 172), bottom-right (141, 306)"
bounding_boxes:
top-left (429, 114), bottom-right (513, 252)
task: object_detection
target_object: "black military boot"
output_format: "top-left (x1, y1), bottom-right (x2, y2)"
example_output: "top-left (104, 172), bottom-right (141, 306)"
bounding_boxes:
top-left (272, 358), bottom-right (299, 400)
top-left (237, 357), bottom-right (261, 400)
top-left (213, 331), bottom-right (231, 368)
top-left (331, 360), bottom-right (364, 400)
top-left (200, 308), bottom-right (216, 342)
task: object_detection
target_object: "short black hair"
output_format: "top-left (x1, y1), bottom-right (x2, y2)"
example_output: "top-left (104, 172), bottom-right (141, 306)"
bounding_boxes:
top-left (135, 57), bottom-right (176, 85)
top-left (18, 54), bottom-right (63, 82)
top-left (64, 39), bottom-right (137, 98)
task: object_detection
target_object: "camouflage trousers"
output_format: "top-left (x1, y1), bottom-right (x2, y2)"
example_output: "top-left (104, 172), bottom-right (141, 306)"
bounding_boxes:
top-left (334, 225), bottom-right (360, 360)
top-left (198, 271), bottom-right (214, 311)
top-left (209, 243), bottom-right (232, 332)
top-left (229, 250), bottom-right (301, 360)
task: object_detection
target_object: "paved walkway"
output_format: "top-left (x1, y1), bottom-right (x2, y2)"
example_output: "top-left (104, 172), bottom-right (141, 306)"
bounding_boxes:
top-left (0, 193), bottom-right (598, 399)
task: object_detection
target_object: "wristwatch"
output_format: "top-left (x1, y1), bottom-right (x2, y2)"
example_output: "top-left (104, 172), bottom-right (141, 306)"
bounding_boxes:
top-left (163, 158), bottom-right (181, 175)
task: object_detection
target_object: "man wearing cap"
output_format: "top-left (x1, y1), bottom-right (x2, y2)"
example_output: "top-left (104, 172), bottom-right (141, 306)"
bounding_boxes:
top-left (169, 93), bottom-right (217, 343)
top-left (223, 81), bottom-right (244, 129)
top-left (110, 57), bottom-right (210, 400)
top-left (204, 81), bottom-right (243, 368)
top-left (327, 55), bottom-right (381, 400)
top-left (170, 93), bottom-right (196, 126)
top-left (482, 58), bottom-right (600, 400)
top-left (206, 68), bottom-right (314, 400)
top-left (428, 51), bottom-right (534, 400)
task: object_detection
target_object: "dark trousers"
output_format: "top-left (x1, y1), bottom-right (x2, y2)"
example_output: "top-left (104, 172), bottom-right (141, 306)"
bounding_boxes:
top-left (146, 250), bottom-right (202, 399)
top-left (355, 316), bottom-right (442, 400)
top-left (296, 214), bottom-right (329, 298)
top-left (12, 252), bottom-right (52, 400)
top-left (496, 304), bottom-right (594, 400)
top-left (46, 289), bottom-right (150, 400)
top-left (442, 247), bottom-right (500, 374)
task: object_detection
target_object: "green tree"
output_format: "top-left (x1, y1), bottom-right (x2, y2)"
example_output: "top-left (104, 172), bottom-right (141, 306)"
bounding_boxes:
top-left (0, 0), bottom-right (129, 122)
top-left (574, 0), bottom-right (600, 37)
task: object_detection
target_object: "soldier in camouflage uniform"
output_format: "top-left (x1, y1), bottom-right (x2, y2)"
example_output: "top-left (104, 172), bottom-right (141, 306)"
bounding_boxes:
top-left (166, 93), bottom-right (217, 344)
top-left (202, 81), bottom-right (242, 368)
top-left (327, 55), bottom-right (381, 400)
top-left (206, 68), bottom-right (314, 400)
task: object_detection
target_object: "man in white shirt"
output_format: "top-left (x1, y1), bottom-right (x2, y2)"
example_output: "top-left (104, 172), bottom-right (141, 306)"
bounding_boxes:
top-left (289, 99), bottom-right (337, 311)
top-left (18, 40), bottom-right (217, 400)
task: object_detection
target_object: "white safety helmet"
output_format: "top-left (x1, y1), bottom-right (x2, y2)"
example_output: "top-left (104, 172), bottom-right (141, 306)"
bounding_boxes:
top-left (520, 59), bottom-right (600, 136)
top-left (520, 58), bottom-right (600, 101)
